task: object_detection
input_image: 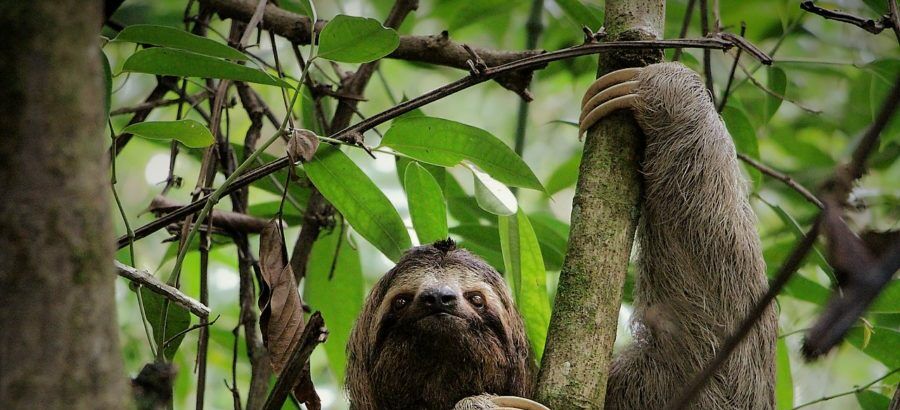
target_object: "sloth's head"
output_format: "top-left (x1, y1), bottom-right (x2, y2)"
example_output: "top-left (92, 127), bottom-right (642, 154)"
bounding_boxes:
top-left (346, 239), bottom-right (532, 409)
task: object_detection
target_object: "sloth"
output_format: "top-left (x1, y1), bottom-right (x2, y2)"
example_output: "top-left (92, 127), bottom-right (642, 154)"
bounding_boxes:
top-left (347, 62), bottom-right (776, 409)
top-left (346, 239), bottom-right (547, 410)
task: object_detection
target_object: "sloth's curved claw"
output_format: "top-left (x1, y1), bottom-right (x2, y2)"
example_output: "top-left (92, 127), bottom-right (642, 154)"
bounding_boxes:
top-left (578, 67), bottom-right (643, 140)
top-left (490, 396), bottom-right (551, 410)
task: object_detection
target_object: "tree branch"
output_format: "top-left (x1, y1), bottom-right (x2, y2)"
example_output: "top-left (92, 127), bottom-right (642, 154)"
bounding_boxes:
top-left (261, 312), bottom-right (327, 410)
top-left (800, 1), bottom-right (894, 34)
top-left (199, 0), bottom-right (542, 98)
top-left (117, 36), bottom-right (757, 249)
top-left (115, 261), bottom-right (210, 318)
top-left (737, 153), bottom-right (823, 209)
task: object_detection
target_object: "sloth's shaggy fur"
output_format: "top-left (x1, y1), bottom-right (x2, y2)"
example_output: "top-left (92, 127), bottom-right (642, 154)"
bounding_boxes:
top-left (346, 241), bottom-right (532, 410)
top-left (604, 63), bottom-right (776, 409)
top-left (345, 63), bottom-right (776, 409)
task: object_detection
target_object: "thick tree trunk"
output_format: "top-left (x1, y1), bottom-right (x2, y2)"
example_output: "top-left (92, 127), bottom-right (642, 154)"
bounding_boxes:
top-left (0, 1), bottom-right (128, 409)
top-left (535, 1), bottom-right (665, 408)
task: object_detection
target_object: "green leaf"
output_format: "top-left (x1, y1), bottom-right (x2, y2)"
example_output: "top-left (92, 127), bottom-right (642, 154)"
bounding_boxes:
top-left (555, 0), bottom-right (603, 29)
top-left (405, 162), bottom-right (449, 244)
top-left (138, 287), bottom-right (191, 360)
top-left (304, 146), bottom-right (411, 261)
top-left (856, 390), bottom-right (892, 410)
top-left (382, 116), bottom-right (543, 190)
top-left (847, 327), bottom-right (900, 368)
top-left (317, 15), bottom-right (399, 63)
top-left (722, 106), bottom-right (762, 188)
top-left (545, 152), bottom-right (581, 196)
top-left (114, 24), bottom-right (247, 60)
top-left (763, 200), bottom-right (835, 283)
top-left (499, 210), bottom-right (550, 361)
top-left (122, 119), bottom-right (215, 148)
top-left (122, 48), bottom-right (287, 87)
top-left (870, 280), bottom-right (900, 313)
top-left (775, 337), bottom-right (794, 410)
top-left (528, 214), bottom-right (569, 272)
top-left (765, 67), bottom-right (787, 121)
top-left (304, 227), bottom-right (364, 384)
top-left (101, 51), bottom-right (112, 119)
top-left (470, 164), bottom-right (517, 216)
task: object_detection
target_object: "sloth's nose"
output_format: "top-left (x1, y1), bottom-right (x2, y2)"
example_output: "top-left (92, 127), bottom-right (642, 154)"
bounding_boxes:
top-left (418, 286), bottom-right (458, 311)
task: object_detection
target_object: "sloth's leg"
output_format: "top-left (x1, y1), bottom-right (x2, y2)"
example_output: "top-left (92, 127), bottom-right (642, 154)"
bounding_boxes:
top-left (578, 67), bottom-right (643, 138)
top-left (454, 394), bottom-right (550, 410)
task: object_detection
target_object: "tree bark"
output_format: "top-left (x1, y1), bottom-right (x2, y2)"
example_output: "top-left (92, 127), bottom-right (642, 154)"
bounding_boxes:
top-left (535, 1), bottom-right (664, 408)
top-left (0, 1), bottom-right (128, 409)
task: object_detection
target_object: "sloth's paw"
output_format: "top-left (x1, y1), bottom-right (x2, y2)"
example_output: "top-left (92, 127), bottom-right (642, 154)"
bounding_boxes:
top-left (578, 67), bottom-right (642, 140)
top-left (454, 395), bottom-right (550, 410)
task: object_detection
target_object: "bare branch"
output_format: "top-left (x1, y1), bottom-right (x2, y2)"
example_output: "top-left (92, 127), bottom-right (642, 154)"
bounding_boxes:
top-left (115, 261), bottom-right (210, 318)
top-left (737, 153), bottom-right (823, 209)
top-left (800, 1), bottom-right (894, 34)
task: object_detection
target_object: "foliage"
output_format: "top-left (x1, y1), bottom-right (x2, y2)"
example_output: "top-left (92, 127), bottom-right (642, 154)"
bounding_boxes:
top-left (104, 0), bottom-right (899, 408)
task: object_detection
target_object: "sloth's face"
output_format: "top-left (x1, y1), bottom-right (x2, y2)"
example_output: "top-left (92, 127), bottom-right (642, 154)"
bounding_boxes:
top-left (372, 264), bottom-right (511, 351)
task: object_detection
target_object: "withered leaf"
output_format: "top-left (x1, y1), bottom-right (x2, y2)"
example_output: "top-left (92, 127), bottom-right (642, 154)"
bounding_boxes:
top-left (287, 128), bottom-right (320, 163)
top-left (258, 219), bottom-right (305, 374)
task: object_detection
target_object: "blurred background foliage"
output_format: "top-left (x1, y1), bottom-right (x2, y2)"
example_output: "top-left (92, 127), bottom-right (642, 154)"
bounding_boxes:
top-left (105, 0), bottom-right (898, 408)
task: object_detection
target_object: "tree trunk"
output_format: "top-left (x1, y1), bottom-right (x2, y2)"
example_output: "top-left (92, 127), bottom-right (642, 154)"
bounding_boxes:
top-left (0, 1), bottom-right (128, 409)
top-left (535, 1), bottom-right (664, 408)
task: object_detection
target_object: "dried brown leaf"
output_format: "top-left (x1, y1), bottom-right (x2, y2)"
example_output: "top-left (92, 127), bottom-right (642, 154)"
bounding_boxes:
top-left (258, 219), bottom-right (305, 374)
top-left (287, 128), bottom-right (320, 163)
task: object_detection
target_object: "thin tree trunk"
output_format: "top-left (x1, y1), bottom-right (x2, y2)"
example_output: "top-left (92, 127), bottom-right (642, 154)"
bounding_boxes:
top-left (535, 1), bottom-right (665, 408)
top-left (0, 1), bottom-right (128, 409)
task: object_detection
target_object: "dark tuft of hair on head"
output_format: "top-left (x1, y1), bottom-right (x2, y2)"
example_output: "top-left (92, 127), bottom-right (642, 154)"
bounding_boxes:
top-left (432, 238), bottom-right (457, 255)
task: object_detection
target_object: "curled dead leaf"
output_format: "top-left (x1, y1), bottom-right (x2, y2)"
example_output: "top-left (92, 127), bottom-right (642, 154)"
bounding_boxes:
top-left (287, 128), bottom-right (320, 163)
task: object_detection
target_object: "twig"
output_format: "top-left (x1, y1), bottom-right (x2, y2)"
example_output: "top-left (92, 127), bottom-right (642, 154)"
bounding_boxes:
top-left (151, 196), bottom-right (269, 234)
top-left (260, 313), bottom-right (327, 410)
top-left (718, 24), bottom-right (745, 112)
top-left (672, 0), bottom-right (696, 61)
top-left (737, 62), bottom-right (822, 114)
top-left (800, 1), bottom-right (893, 35)
top-left (511, 0), bottom-right (545, 197)
top-left (109, 91), bottom-right (210, 116)
top-left (699, 0), bottom-right (715, 103)
top-left (890, 0), bottom-right (900, 44)
top-left (737, 153), bottom-right (823, 209)
top-left (163, 315), bottom-right (221, 349)
top-left (115, 261), bottom-right (210, 318)
top-left (117, 37), bottom-right (760, 249)
top-left (793, 368), bottom-right (900, 409)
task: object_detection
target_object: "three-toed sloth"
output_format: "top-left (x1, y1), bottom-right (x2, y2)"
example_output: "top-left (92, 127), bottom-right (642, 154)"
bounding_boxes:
top-left (345, 63), bottom-right (777, 409)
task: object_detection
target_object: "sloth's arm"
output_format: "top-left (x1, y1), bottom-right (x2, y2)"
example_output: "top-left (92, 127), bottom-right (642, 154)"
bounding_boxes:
top-left (579, 63), bottom-right (775, 409)
top-left (454, 394), bottom-right (549, 410)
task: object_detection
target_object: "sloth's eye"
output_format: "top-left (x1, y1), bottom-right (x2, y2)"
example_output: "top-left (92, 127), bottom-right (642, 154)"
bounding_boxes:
top-left (467, 293), bottom-right (485, 309)
top-left (392, 295), bottom-right (410, 311)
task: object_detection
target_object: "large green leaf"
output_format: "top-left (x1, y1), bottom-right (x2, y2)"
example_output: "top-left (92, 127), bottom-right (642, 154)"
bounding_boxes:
top-left (138, 287), bottom-right (191, 360)
top-left (856, 390), bottom-right (892, 410)
top-left (555, 0), bottom-right (603, 29)
top-left (405, 162), bottom-right (449, 244)
top-left (528, 213), bottom-right (569, 272)
top-left (304, 227), bottom-right (364, 384)
top-left (499, 209), bottom-right (550, 361)
top-left (870, 280), bottom-right (900, 313)
top-left (101, 51), bottom-right (112, 119)
top-left (470, 164), bottom-right (518, 216)
top-left (122, 119), bottom-right (214, 148)
top-left (114, 24), bottom-right (247, 60)
top-left (775, 337), bottom-right (793, 410)
top-left (847, 326), bottom-right (900, 368)
top-left (317, 15), bottom-right (399, 63)
top-left (382, 116), bottom-right (543, 190)
top-left (765, 67), bottom-right (787, 121)
top-left (122, 48), bottom-right (287, 87)
top-left (545, 151), bottom-right (581, 196)
top-left (304, 146), bottom-right (411, 261)
top-left (722, 106), bottom-right (762, 187)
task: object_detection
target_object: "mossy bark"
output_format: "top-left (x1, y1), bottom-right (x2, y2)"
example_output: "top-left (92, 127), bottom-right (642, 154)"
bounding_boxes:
top-left (0, 1), bottom-right (128, 408)
top-left (534, 1), bottom-right (664, 408)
